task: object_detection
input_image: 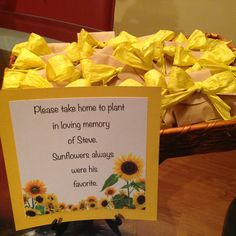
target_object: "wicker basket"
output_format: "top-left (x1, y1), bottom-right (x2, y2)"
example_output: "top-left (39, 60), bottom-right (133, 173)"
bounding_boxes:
top-left (159, 119), bottom-right (236, 162)
top-left (5, 33), bottom-right (236, 163)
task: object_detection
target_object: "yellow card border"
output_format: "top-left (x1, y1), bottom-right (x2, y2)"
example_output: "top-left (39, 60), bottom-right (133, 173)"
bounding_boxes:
top-left (0, 86), bottom-right (161, 230)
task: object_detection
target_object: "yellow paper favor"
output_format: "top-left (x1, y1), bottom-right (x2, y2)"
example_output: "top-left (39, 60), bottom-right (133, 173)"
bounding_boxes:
top-left (114, 38), bottom-right (154, 71)
top-left (198, 51), bottom-right (236, 75)
top-left (46, 55), bottom-right (76, 85)
top-left (27, 33), bottom-right (52, 56)
top-left (108, 31), bottom-right (138, 48)
top-left (80, 59), bottom-right (122, 85)
top-left (207, 43), bottom-right (235, 65)
top-left (152, 30), bottom-right (175, 42)
top-left (186, 29), bottom-right (207, 50)
top-left (78, 29), bottom-right (105, 48)
top-left (185, 62), bottom-right (202, 73)
top-left (20, 70), bottom-right (53, 89)
top-left (173, 32), bottom-right (188, 43)
top-left (13, 48), bottom-right (45, 70)
top-left (118, 78), bottom-right (144, 87)
top-left (65, 41), bottom-right (93, 62)
top-left (2, 70), bottom-right (26, 89)
top-left (66, 79), bottom-right (91, 87)
top-left (144, 69), bottom-right (167, 88)
top-left (173, 45), bottom-right (197, 66)
top-left (162, 67), bottom-right (236, 120)
top-left (12, 42), bottom-right (28, 56)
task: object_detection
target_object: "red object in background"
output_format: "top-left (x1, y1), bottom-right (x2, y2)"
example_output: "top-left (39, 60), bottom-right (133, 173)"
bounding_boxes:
top-left (0, 0), bottom-right (116, 224)
top-left (0, 0), bottom-right (116, 41)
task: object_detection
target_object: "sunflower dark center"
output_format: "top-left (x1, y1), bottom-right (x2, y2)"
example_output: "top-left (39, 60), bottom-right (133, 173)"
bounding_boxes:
top-left (137, 195), bottom-right (145, 205)
top-left (121, 161), bottom-right (138, 175)
top-left (26, 210), bottom-right (36, 217)
top-left (36, 196), bottom-right (43, 203)
top-left (90, 203), bottom-right (96, 208)
top-left (101, 200), bottom-right (108, 207)
top-left (31, 186), bottom-right (40, 194)
top-left (108, 190), bottom-right (114, 195)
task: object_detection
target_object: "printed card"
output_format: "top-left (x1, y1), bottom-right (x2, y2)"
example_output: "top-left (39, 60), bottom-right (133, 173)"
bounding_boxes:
top-left (0, 87), bottom-right (161, 230)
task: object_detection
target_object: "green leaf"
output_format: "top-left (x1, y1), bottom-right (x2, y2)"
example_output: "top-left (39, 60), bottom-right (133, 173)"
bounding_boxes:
top-left (132, 182), bottom-right (145, 191)
top-left (101, 174), bottom-right (119, 191)
top-left (121, 183), bottom-right (131, 189)
top-left (112, 194), bottom-right (125, 209)
top-left (123, 196), bottom-right (134, 208)
top-left (35, 205), bottom-right (45, 215)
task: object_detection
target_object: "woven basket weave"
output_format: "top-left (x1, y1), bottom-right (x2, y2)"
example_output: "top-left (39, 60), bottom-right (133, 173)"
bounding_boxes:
top-left (159, 119), bottom-right (236, 162)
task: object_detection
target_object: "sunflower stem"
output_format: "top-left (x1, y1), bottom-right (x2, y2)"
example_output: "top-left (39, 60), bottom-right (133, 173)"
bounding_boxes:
top-left (129, 189), bottom-right (135, 195)
top-left (26, 200), bottom-right (31, 208)
top-left (127, 180), bottom-right (130, 197)
top-left (31, 198), bottom-right (35, 208)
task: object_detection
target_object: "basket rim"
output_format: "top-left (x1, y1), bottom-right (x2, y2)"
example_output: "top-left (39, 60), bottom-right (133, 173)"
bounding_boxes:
top-left (160, 118), bottom-right (236, 135)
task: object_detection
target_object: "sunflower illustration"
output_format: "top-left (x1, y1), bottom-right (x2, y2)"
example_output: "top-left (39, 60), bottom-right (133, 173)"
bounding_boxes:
top-left (113, 154), bottom-right (144, 181)
top-left (78, 200), bottom-right (87, 210)
top-left (133, 192), bottom-right (145, 209)
top-left (67, 204), bottom-right (74, 211)
top-left (24, 180), bottom-right (47, 196)
top-left (98, 198), bottom-right (110, 208)
top-left (119, 190), bottom-right (127, 197)
top-left (104, 187), bottom-right (116, 196)
top-left (47, 193), bottom-right (58, 204)
top-left (86, 196), bottom-right (97, 203)
top-left (136, 177), bottom-right (145, 184)
top-left (88, 201), bottom-right (97, 209)
top-left (71, 204), bottom-right (79, 211)
top-left (25, 208), bottom-right (40, 217)
top-left (45, 201), bottom-right (59, 213)
top-left (58, 202), bottom-right (67, 211)
top-left (23, 193), bottom-right (30, 203)
top-left (34, 194), bottom-right (47, 205)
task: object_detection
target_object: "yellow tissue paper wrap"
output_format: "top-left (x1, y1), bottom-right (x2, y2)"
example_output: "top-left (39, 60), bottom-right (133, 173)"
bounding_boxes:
top-left (198, 52), bottom-right (236, 75)
top-left (11, 33), bottom-right (52, 57)
top-left (173, 32), bottom-right (188, 43)
top-left (151, 30), bottom-right (175, 43)
top-left (80, 59), bottom-right (122, 85)
top-left (12, 42), bottom-right (28, 57)
top-left (20, 70), bottom-right (53, 89)
top-left (27, 33), bottom-right (52, 56)
top-left (66, 79), bottom-right (91, 87)
top-left (13, 48), bottom-right (45, 70)
top-left (144, 69), bottom-right (167, 95)
top-left (2, 70), bottom-right (26, 89)
top-left (46, 55), bottom-right (78, 85)
top-left (162, 67), bottom-right (236, 120)
top-left (118, 79), bottom-right (143, 87)
top-left (173, 45), bottom-right (197, 66)
top-left (114, 38), bottom-right (154, 71)
top-left (207, 43), bottom-right (235, 65)
top-left (65, 41), bottom-right (94, 63)
top-left (186, 29), bottom-right (207, 50)
top-left (78, 29), bottom-right (105, 48)
top-left (108, 31), bottom-right (138, 48)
